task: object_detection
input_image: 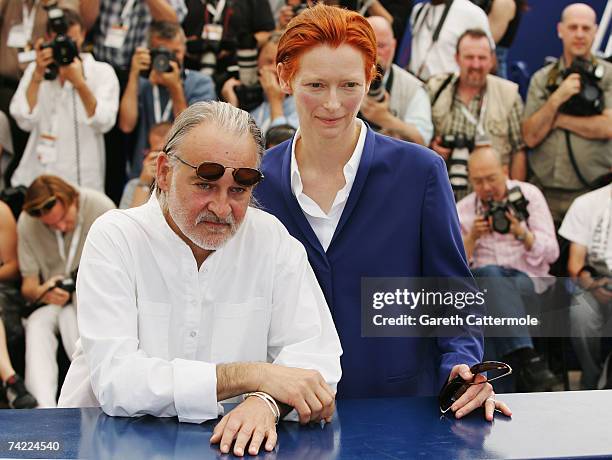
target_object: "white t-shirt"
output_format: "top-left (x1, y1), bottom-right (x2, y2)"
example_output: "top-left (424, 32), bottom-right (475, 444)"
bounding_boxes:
top-left (58, 196), bottom-right (342, 423)
top-left (559, 184), bottom-right (612, 273)
top-left (408, 0), bottom-right (494, 81)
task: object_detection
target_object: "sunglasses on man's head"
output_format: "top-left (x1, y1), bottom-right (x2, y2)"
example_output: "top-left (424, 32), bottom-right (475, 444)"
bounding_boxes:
top-left (438, 361), bottom-right (512, 413)
top-left (167, 152), bottom-right (264, 187)
top-left (25, 195), bottom-right (57, 217)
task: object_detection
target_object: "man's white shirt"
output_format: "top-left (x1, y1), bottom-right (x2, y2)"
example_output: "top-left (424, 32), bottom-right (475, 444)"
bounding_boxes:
top-left (409, 0), bottom-right (493, 80)
top-left (58, 195), bottom-right (342, 423)
top-left (9, 53), bottom-right (119, 191)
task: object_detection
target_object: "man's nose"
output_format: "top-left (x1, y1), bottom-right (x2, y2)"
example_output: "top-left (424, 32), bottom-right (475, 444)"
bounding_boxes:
top-left (207, 190), bottom-right (232, 220)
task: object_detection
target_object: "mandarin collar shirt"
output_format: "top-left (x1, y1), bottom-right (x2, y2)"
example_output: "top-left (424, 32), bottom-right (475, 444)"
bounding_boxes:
top-left (290, 119), bottom-right (367, 251)
top-left (59, 195), bottom-right (342, 423)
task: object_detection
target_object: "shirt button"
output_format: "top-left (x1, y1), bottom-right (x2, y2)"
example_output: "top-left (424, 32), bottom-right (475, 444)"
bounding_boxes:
top-left (190, 331), bottom-right (197, 338)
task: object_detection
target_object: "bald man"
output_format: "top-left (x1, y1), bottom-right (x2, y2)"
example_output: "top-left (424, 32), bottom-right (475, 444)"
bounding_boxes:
top-left (456, 146), bottom-right (560, 392)
top-left (358, 16), bottom-right (433, 145)
top-left (523, 3), bottom-right (612, 226)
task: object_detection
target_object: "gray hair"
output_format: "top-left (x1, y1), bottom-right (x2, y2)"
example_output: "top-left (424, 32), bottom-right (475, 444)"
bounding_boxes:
top-left (162, 101), bottom-right (264, 164)
top-left (157, 101), bottom-right (265, 210)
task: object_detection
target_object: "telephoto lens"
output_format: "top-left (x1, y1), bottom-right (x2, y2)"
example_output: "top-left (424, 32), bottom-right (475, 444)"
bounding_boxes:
top-left (237, 34), bottom-right (259, 88)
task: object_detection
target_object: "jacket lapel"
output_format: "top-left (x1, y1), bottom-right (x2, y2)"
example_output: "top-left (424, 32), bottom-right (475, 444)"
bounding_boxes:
top-left (328, 127), bottom-right (376, 249)
top-left (279, 141), bottom-right (329, 265)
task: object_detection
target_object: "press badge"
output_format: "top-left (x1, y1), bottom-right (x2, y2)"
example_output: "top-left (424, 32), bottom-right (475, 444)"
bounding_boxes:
top-left (17, 49), bottom-right (36, 64)
top-left (202, 24), bottom-right (223, 42)
top-left (36, 134), bottom-right (58, 165)
top-left (7, 24), bottom-right (28, 49)
top-left (103, 24), bottom-right (128, 49)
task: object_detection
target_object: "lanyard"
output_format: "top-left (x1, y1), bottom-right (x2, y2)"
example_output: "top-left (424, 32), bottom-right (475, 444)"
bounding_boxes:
top-left (22, 1), bottom-right (39, 43)
top-left (55, 220), bottom-right (83, 275)
top-left (152, 85), bottom-right (173, 123)
top-left (120, 0), bottom-right (137, 23)
top-left (414, 0), bottom-right (454, 80)
top-left (204, 0), bottom-right (227, 24)
top-left (458, 93), bottom-right (487, 138)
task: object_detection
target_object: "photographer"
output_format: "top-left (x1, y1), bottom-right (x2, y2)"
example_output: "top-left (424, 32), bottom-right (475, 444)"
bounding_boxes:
top-left (221, 32), bottom-right (298, 134)
top-left (17, 175), bottom-right (114, 408)
top-left (358, 16), bottom-right (432, 145)
top-left (559, 181), bottom-right (612, 390)
top-left (428, 28), bottom-right (526, 201)
top-left (277, 0), bottom-right (392, 30)
top-left (118, 20), bottom-right (216, 178)
top-left (522, 3), bottom-right (612, 226)
top-left (457, 146), bottom-right (559, 392)
top-left (9, 8), bottom-right (119, 192)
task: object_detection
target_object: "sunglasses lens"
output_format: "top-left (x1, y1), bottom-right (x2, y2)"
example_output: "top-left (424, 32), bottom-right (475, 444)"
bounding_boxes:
top-left (27, 196), bottom-right (57, 217)
top-left (234, 168), bottom-right (263, 186)
top-left (196, 162), bottom-right (226, 181)
top-left (439, 377), bottom-right (467, 412)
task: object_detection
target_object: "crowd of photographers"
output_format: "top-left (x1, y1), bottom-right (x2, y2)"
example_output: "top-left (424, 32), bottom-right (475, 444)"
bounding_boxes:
top-left (0, 0), bottom-right (610, 409)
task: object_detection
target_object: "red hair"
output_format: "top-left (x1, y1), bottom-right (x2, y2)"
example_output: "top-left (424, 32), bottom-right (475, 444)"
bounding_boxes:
top-left (277, 3), bottom-right (377, 85)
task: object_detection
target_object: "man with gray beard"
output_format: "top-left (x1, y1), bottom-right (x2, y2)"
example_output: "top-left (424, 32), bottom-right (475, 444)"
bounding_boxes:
top-left (58, 101), bottom-right (342, 457)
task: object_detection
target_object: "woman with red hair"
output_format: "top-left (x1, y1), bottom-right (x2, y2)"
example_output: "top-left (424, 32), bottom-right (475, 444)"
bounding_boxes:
top-left (255, 0), bottom-right (510, 438)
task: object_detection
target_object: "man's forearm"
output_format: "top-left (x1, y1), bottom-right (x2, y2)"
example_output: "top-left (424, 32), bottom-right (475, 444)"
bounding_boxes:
top-left (119, 75), bottom-right (140, 133)
top-left (463, 236), bottom-right (475, 261)
top-left (269, 98), bottom-right (284, 122)
top-left (216, 362), bottom-right (263, 401)
top-left (146, 0), bottom-right (178, 21)
top-left (0, 261), bottom-right (19, 282)
top-left (509, 150), bottom-right (527, 181)
top-left (169, 84), bottom-right (187, 117)
top-left (26, 76), bottom-right (43, 113)
top-left (74, 81), bottom-right (97, 118)
top-left (555, 112), bottom-right (612, 140)
top-left (522, 96), bottom-right (562, 148)
top-left (380, 114), bottom-right (425, 145)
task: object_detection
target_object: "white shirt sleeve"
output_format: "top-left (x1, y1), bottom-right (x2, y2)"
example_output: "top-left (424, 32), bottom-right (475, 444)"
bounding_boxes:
top-left (76, 214), bottom-right (219, 423)
top-left (559, 196), bottom-right (592, 247)
top-left (402, 86), bottom-right (434, 146)
top-left (82, 60), bottom-right (120, 134)
top-left (9, 63), bottom-right (41, 132)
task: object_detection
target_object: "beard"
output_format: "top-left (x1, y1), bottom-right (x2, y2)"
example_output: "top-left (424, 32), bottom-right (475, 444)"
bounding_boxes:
top-left (167, 181), bottom-right (241, 251)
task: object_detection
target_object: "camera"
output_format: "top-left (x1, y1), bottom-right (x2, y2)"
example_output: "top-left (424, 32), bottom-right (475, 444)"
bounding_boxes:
top-left (186, 37), bottom-right (237, 76)
top-left (440, 133), bottom-right (475, 151)
top-left (42, 8), bottom-right (78, 80)
top-left (367, 64), bottom-right (386, 103)
top-left (234, 34), bottom-right (264, 112)
top-left (151, 47), bottom-right (177, 73)
top-left (469, 0), bottom-right (493, 14)
top-left (484, 186), bottom-right (530, 234)
top-left (441, 133), bottom-right (475, 193)
top-left (55, 277), bottom-right (76, 294)
top-left (292, 2), bottom-right (308, 16)
top-left (558, 56), bottom-right (605, 116)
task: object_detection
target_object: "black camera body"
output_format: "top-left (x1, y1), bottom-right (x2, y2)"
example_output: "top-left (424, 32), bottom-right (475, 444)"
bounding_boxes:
top-left (440, 133), bottom-right (475, 151)
top-left (292, 2), bottom-right (308, 16)
top-left (235, 84), bottom-right (264, 112)
top-left (559, 56), bottom-right (605, 116)
top-left (42, 8), bottom-right (78, 80)
top-left (55, 277), bottom-right (76, 294)
top-left (150, 47), bottom-right (178, 73)
top-left (367, 64), bottom-right (386, 103)
top-left (484, 186), bottom-right (530, 234)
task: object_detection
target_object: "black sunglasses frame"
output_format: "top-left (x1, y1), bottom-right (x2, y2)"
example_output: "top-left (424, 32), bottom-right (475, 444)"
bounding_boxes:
top-left (438, 361), bottom-right (512, 414)
top-left (25, 195), bottom-right (58, 217)
top-left (166, 152), bottom-right (264, 187)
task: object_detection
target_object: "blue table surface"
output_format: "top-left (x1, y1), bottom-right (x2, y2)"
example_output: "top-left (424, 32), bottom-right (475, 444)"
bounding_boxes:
top-left (0, 390), bottom-right (611, 459)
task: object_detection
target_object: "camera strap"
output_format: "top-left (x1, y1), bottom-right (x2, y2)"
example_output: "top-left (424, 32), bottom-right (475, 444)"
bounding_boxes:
top-left (204, 0), bottom-right (227, 24)
top-left (152, 85), bottom-right (173, 123)
top-left (120, 0), bottom-right (137, 24)
top-left (564, 129), bottom-right (597, 190)
top-left (413, 0), bottom-right (454, 80)
top-left (21, 2), bottom-right (38, 45)
top-left (55, 219), bottom-right (83, 276)
top-left (459, 93), bottom-right (487, 138)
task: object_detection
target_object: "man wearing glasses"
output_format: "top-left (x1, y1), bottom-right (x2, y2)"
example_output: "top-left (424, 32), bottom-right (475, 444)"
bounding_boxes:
top-left (17, 174), bottom-right (115, 408)
top-left (59, 101), bottom-right (342, 458)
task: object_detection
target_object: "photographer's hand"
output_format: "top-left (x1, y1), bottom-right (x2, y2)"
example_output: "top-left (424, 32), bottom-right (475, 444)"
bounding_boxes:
top-left (360, 92), bottom-right (391, 127)
top-left (221, 77), bottom-right (240, 108)
top-left (41, 275), bottom-right (71, 307)
top-left (150, 61), bottom-right (187, 117)
top-left (589, 277), bottom-right (612, 305)
top-left (430, 136), bottom-right (452, 161)
top-left (26, 38), bottom-right (53, 112)
top-left (552, 73), bottom-right (581, 108)
top-left (506, 211), bottom-right (534, 249)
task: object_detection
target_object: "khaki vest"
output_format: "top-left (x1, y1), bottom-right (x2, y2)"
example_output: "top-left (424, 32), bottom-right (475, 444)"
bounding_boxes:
top-left (428, 73), bottom-right (519, 165)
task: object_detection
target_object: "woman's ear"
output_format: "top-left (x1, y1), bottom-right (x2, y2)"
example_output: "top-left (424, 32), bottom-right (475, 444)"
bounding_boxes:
top-left (277, 63), bottom-right (292, 94)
